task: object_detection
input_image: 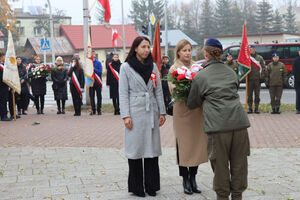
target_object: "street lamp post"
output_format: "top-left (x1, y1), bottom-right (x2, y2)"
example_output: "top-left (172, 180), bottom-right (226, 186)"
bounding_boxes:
top-left (47, 0), bottom-right (55, 64)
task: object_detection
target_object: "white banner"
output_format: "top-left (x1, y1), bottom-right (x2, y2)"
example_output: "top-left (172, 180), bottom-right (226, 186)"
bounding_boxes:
top-left (3, 30), bottom-right (21, 94)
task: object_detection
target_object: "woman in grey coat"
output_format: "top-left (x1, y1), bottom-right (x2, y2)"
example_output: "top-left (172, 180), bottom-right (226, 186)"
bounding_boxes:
top-left (119, 36), bottom-right (166, 198)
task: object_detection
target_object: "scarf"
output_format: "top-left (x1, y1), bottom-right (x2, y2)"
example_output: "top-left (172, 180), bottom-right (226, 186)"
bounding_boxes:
top-left (111, 60), bottom-right (121, 72)
top-left (127, 55), bottom-right (153, 84)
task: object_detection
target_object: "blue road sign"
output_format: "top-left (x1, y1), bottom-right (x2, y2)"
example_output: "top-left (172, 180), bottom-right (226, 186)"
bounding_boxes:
top-left (41, 39), bottom-right (50, 50)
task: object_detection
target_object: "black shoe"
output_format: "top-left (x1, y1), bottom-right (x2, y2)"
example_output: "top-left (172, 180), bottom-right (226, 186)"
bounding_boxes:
top-left (22, 110), bottom-right (27, 115)
top-left (271, 108), bottom-right (276, 114)
top-left (247, 108), bottom-right (253, 114)
top-left (114, 110), bottom-right (117, 115)
top-left (37, 110), bottom-right (41, 114)
top-left (183, 176), bottom-right (193, 195)
top-left (98, 111), bottom-right (102, 115)
top-left (57, 110), bottom-right (62, 114)
top-left (254, 109), bottom-right (260, 114)
top-left (146, 190), bottom-right (156, 196)
top-left (74, 113), bottom-right (79, 116)
top-left (297, 110), bottom-right (300, 114)
top-left (61, 110), bottom-right (65, 114)
top-left (276, 107), bottom-right (281, 114)
top-left (190, 175), bottom-right (201, 193)
top-left (41, 110), bottom-right (44, 114)
top-left (1, 117), bottom-right (11, 121)
top-left (18, 111), bottom-right (21, 115)
top-left (133, 192), bottom-right (145, 197)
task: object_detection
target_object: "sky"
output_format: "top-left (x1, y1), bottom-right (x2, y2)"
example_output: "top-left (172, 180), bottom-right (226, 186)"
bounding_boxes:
top-left (9, 0), bottom-right (299, 25)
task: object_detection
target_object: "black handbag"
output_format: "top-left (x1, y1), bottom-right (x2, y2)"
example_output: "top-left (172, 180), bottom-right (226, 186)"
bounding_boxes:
top-left (166, 99), bottom-right (174, 116)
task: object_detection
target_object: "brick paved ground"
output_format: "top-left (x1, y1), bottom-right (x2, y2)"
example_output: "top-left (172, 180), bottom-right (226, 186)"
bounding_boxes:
top-left (1, 107), bottom-right (300, 200)
top-left (0, 108), bottom-right (299, 148)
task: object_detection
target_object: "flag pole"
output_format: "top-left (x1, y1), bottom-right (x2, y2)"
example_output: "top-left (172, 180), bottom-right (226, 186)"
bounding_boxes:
top-left (244, 22), bottom-right (248, 111)
top-left (12, 90), bottom-right (16, 121)
top-left (121, 0), bottom-right (126, 61)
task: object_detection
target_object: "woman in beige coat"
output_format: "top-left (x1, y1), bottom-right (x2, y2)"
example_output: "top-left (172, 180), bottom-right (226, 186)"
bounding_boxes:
top-left (169, 39), bottom-right (208, 195)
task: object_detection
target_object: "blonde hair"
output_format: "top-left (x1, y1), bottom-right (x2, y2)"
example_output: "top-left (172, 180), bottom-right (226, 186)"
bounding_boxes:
top-left (174, 39), bottom-right (192, 62)
top-left (56, 56), bottom-right (63, 62)
top-left (204, 46), bottom-right (223, 60)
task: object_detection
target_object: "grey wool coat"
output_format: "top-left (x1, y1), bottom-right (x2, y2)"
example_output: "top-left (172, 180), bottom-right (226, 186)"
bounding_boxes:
top-left (119, 62), bottom-right (166, 159)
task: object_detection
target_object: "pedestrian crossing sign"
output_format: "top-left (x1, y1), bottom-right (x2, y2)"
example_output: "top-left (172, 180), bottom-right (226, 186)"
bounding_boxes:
top-left (41, 39), bottom-right (50, 50)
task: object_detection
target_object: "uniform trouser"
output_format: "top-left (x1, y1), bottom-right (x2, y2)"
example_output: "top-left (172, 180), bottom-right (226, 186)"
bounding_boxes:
top-left (296, 88), bottom-right (300, 111)
top-left (34, 95), bottom-right (45, 111)
top-left (112, 96), bottom-right (119, 112)
top-left (128, 157), bottom-right (160, 194)
top-left (0, 88), bottom-right (8, 119)
top-left (71, 87), bottom-right (82, 115)
top-left (247, 80), bottom-right (261, 109)
top-left (269, 86), bottom-right (283, 109)
top-left (179, 166), bottom-right (198, 178)
top-left (207, 129), bottom-right (250, 200)
top-left (89, 86), bottom-right (102, 113)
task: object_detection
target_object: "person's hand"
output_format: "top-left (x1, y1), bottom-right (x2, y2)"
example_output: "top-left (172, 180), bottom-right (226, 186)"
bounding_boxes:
top-left (159, 115), bottom-right (166, 127)
top-left (124, 117), bottom-right (132, 130)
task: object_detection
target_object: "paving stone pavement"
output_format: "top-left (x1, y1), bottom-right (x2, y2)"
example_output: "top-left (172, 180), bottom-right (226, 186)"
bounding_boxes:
top-left (0, 147), bottom-right (300, 200)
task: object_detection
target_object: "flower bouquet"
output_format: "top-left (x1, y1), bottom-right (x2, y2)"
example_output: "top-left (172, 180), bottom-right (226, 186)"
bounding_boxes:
top-left (167, 64), bottom-right (203, 102)
top-left (27, 64), bottom-right (54, 79)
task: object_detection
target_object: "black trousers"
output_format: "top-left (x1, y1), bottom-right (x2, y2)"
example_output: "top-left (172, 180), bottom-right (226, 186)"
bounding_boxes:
top-left (112, 96), bottom-right (119, 112)
top-left (56, 100), bottom-right (66, 110)
top-left (34, 95), bottom-right (45, 111)
top-left (179, 166), bottom-right (198, 178)
top-left (0, 87), bottom-right (8, 119)
top-left (89, 86), bottom-right (102, 113)
top-left (128, 157), bottom-right (160, 194)
top-left (70, 86), bottom-right (82, 115)
top-left (296, 88), bottom-right (300, 111)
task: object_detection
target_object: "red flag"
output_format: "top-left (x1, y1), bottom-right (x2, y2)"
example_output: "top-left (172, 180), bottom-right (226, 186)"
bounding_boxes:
top-left (98, 0), bottom-right (111, 23)
top-left (237, 24), bottom-right (251, 81)
top-left (152, 22), bottom-right (162, 72)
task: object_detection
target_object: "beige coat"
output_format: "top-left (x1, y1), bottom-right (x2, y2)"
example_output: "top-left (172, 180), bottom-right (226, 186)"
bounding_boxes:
top-left (169, 60), bottom-right (208, 167)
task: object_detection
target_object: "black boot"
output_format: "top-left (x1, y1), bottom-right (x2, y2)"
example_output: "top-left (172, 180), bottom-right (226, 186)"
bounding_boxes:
top-left (22, 110), bottom-right (27, 115)
top-left (254, 107), bottom-right (260, 114)
top-left (247, 108), bottom-right (253, 114)
top-left (190, 175), bottom-right (201, 193)
top-left (183, 176), bottom-right (193, 195)
top-left (61, 100), bottom-right (65, 114)
top-left (276, 107), bottom-right (281, 114)
top-left (271, 108), bottom-right (276, 114)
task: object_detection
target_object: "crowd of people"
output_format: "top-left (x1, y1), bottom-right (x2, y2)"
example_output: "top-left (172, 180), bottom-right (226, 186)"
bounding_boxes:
top-left (0, 50), bottom-right (122, 121)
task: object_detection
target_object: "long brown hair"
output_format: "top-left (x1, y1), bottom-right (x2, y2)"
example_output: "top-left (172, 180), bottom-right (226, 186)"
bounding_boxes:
top-left (72, 57), bottom-right (82, 69)
top-left (174, 39), bottom-right (192, 62)
top-left (204, 46), bottom-right (223, 60)
top-left (125, 36), bottom-right (151, 62)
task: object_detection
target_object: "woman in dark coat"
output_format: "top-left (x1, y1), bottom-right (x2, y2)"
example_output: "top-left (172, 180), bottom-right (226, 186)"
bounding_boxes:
top-left (28, 56), bottom-right (47, 114)
top-left (68, 57), bottom-right (84, 116)
top-left (16, 56), bottom-right (34, 115)
top-left (107, 53), bottom-right (121, 115)
top-left (51, 56), bottom-right (68, 114)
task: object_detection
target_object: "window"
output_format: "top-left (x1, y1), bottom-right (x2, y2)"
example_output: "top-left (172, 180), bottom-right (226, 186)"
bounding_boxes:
top-left (17, 27), bottom-right (24, 35)
top-left (289, 46), bottom-right (300, 59)
top-left (34, 27), bottom-right (42, 36)
top-left (255, 46), bottom-right (273, 60)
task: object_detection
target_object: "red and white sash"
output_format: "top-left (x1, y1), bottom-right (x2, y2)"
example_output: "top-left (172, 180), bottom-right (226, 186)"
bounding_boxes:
top-left (150, 72), bottom-right (157, 88)
top-left (250, 56), bottom-right (262, 73)
top-left (72, 71), bottom-right (83, 96)
top-left (93, 73), bottom-right (102, 88)
top-left (0, 63), bottom-right (3, 70)
top-left (109, 62), bottom-right (119, 81)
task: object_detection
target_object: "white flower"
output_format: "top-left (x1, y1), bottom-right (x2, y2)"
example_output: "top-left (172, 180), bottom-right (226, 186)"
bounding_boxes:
top-left (37, 71), bottom-right (40, 75)
top-left (33, 72), bottom-right (36, 75)
top-left (177, 66), bottom-right (188, 75)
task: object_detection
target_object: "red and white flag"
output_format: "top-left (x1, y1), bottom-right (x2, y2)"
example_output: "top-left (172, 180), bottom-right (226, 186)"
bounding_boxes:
top-left (112, 29), bottom-right (119, 47)
top-left (250, 56), bottom-right (262, 73)
top-left (98, 0), bottom-right (111, 23)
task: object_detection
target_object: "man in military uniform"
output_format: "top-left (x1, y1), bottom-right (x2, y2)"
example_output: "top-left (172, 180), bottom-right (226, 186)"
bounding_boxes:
top-left (292, 48), bottom-right (300, 114)
top-left (265, 53), bottom-right (287, 114)
top-left (224, 52), bottom-right (238, 74)
top-left (247, 45), bottom-right (266, 114)
top-left (0, 52), bottom-right (11, 121)
top-left (187, 38), bottom-right (250, 200)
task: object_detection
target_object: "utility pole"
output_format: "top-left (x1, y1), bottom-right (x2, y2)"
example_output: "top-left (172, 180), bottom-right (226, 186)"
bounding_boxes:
top-left (164, 0), bottom-right (168, 56)
top-left (47, 0), bottom-right (55, 64)
top-left (83, 0), bottom-right (90, 105)
top-left (121, 0), bottom-right (126, 60)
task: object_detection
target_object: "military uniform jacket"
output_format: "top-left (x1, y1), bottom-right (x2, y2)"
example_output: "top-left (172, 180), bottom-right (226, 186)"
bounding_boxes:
top-left (224, 60), bottom-right (238, 74)
top-left (265, 61), bottom-right (287, 87)
top-left (248, 54), bottom-right (266, 81)
top-left (187, 59), bottom-right (250, 134)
